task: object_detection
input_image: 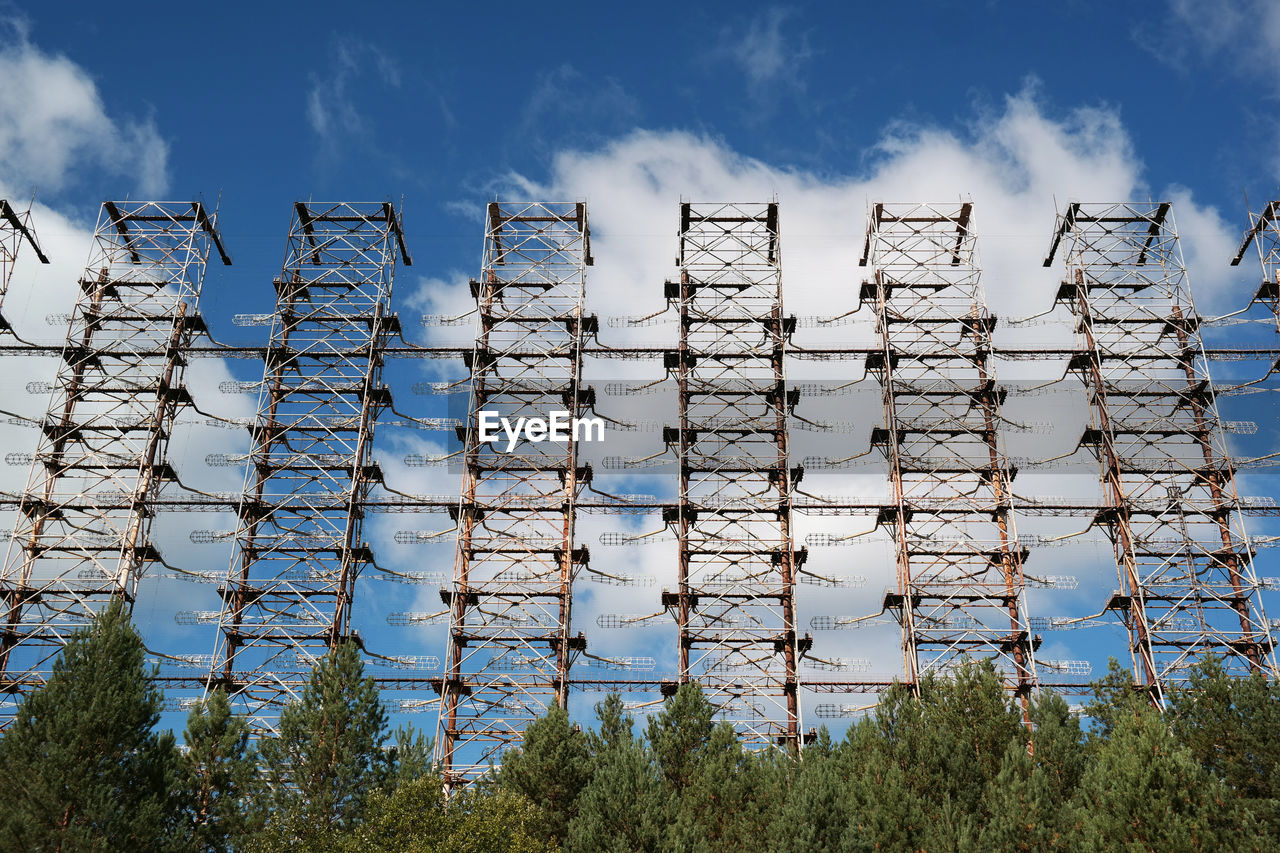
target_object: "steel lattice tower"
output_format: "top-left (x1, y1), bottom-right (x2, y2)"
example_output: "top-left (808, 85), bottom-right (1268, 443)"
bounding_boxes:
top-left (0, 201), bottom-right (229, 719)
top-left (434, 202), bottom-right (592, 784)
top-left (1046, 202), bottom-right (1276, 702)
top-left (665, 201), bottom-right (802, 747)
top-left (3, 191), bottom-right (1280, 760)
top-left (210, 202), bottom-right (410, 731)
top-left (862, 202), bottom-right (1039, 701)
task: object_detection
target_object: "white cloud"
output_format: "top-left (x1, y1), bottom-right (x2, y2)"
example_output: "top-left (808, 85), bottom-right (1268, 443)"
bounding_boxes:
top-left (517, 88), bottom-right (1158, 323)
top-left (718, 6), bottom-right (811, 94)
top-left (0, 17), bottom-right (169, 197)
top-left (509, 85), bottom-right (1245, 321)
top-left (0, 20), bottom-right (253, 674)
top-left (305, 37), bottom-right (402, 160)
top-left (1142, 1), bottom-right (1280, 180)
top-left (1143, 0), bottom-right (1280, 80)
top-left (516, 64), bottom-right (641, 152)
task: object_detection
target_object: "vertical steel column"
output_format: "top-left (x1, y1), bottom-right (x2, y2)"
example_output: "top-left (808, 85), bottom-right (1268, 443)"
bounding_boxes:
top-left (1047, 202), bottom-right (1276, 703)
top-left (862, 202), bottom-right (1038, 702)
top-left (434, 202), bottom-right (590, 786)
top-left (665, 201), bottom-right (802, 748)
top-left (0, 201), bottom-right (229, 720)
top-left (210, 202), bottom-right (409, 731)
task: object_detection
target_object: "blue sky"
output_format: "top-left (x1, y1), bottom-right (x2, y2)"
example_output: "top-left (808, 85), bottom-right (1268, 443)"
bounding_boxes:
top-left (3, 1), bottom-right (1280, 734)
top-left (11, 2), bottom-right (1280, 226)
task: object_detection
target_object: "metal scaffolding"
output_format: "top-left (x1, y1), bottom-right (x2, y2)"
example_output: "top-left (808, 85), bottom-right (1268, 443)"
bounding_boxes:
top-left (209, 202), bottom-right (410, 731)
top-left (0, 201), bottom-right (229, 719)
top-left (1046, 202), bottom-right (1276, 703)
top-left (664, 201), bottom-right (802, 746)
top-left (433, 202), bottom-right (591, 784)
top-left (0, 192), bottom-right (1278, 763)
top-left (862, 202), bottom-right (1038, 701)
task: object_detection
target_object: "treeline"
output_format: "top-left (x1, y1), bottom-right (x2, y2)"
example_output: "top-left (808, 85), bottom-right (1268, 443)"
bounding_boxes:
top-left (2, 605), bottom-right (1279, 852)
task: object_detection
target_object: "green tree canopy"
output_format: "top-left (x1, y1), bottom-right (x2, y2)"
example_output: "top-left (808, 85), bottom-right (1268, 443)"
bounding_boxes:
top-left (497, 702), bottom-right (592, 846)
top-left (253, 640), bottom-right (390, 849)
top-left (0, 598), bottom-right (188, 851)
top-left (181, 688), bottom-right (259, 852)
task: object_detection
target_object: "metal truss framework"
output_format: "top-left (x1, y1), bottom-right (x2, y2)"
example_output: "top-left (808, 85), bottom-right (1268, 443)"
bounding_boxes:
top-left (0, 199), bottom-right (49, 319)
top-left (434, 202), bottom-right (591, 784)
top-left (0, 193), bottom-right (1277, 762)
top-left (1233, 198), bottom-right (1280, 333)
top-left (210, 202), bottom-right (410, 731)
top-left (665, 201), bottom-right (803, 747)
top-left (0, 201), bottom-right (229, 719)
top-left (863, 203), bottom-right (1038, 702)
top-left (1047, 202), bottom-right (1276, 703)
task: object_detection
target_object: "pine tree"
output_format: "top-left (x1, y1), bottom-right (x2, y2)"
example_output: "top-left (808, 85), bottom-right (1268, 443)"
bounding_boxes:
top-left (182, 689), bottom-right (259, 852)
top-left (0, 598), bottom-right (190, 851)
top-left (1082, 657), bottom-right (1153, 743)
top-left (565, 694), bottom-right (662, 852)
top-left (1069, 704), bottom-right (1263, 850)
top-left (665, 720), bottom-right (772, 851)
top-left (839, 661), bottom-right (1023, 851)
top-left (497, 702), bottom-right (592, 846)
top-left (1024, 691), bottom-right (1088, 800)
top-left (839, 716), bottom-right (932, 853)
top-left (253, 639), bottom-right (390, 849)
top-left (767, 729), bottom-right (846, 853)
top-left (645, 682), bottom-right (717, 793)
top-left (587, 693), bottom-right (632, 756)
top-left (1169, 655), bottom-right (1280, 836)
top-left (383, 723), bottom-right (434, 790)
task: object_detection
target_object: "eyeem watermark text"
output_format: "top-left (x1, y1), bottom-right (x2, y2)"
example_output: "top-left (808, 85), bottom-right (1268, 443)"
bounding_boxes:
top-left (477, 411), bottom-right (605, 452)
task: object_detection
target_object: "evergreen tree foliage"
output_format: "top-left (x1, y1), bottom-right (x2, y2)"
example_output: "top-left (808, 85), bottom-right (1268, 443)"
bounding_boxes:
top-left (383, 724), bottom-right (434, 790)
top-left (565, 695), bottom-right (662, 852)
top-left (332, 774), bottom-right (552, 853)
top-left (765, 728), bottom-right (846, 853)
top-left (664, 719), bottom-right (774, 851)
top-left (841, 659), bottom-right (1025, 851)
top-left (586, 693), bottom-right (632, 756)
top-left (571, 684), bottom-right (782, 852)
top-left (1071, 701), bottom-right (1260, 850)
top-left (0, 598), bottom-right (190, 852)
top-left (497, 702), bottom-right (592, 847)
top-left (182, 688), bottom-right (259, 852)
top-left (1082, 657), bottom-right (1154, 742)
top-left (4, 616), bottom-right (1279, 853)
top-left (645, 682), bottom-right (718, 793)
top-left (1169, 655), bottom-right (1280, 837)
top-left (252, 639), bottom-right (390, 849)
top-left (978, 694), bottom-right (1086, 851)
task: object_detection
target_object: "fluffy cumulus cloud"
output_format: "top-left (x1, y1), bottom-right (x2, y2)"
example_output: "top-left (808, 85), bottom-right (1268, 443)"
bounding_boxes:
top-left (414, 88), bottom-right (1260, 719)
top-left (515, 87), bottom-right (1243, 316)
top-left (0, 18), bottom-right (169, 198)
